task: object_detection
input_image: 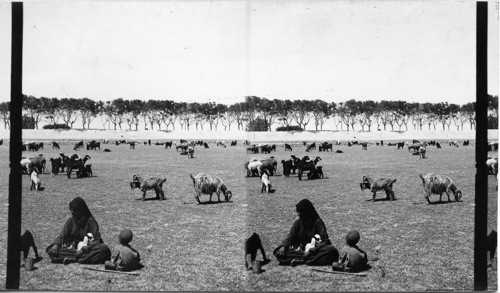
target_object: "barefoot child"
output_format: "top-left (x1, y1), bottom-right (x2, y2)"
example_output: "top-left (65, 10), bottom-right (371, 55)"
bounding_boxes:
top-left (105, 229), bottom-right (141, 271)
top-left (332, 230), bottom-right (368, 272)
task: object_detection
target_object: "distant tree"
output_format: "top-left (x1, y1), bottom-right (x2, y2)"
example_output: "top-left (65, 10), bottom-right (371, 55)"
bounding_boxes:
top-left (246, 117), bottom-right (269, 131)
top-left (22, 114), bottom-right (35, 129)
top-left (23, 95), bottom-right (45, 129)
top-left (79, 98), bottom-right (99, 130)
top-left (0, 102), bottom-right (10, 129)
top-left (59, 98), bottom-right (79, 129)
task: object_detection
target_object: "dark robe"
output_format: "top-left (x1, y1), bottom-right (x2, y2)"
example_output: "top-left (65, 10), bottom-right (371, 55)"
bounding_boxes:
top-left (274, 199), bottom-right (338, 266)
top-left (46, 197), bottom-right (111, 264)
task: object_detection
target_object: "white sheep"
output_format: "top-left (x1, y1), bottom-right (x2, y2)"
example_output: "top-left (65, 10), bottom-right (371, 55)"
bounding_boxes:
top-left (419, 173), bottom-right (462, 204)
top-left (190, 173), bottom-right (232, 204)
top-left (30, 171), bottom-right (41, 191)
top-left (246, 160), bottom-right (263, 177)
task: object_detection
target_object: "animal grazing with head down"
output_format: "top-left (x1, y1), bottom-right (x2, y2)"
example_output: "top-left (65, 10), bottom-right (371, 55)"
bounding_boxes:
top-left (130, 174), bottom-right (167, 200)
top-left (65, 154), bottom-right (91, 179)
top-left (419, 173), bottom-right (462, 204)
top-left (296, 156), bottom-right (322, 180)
top-left (360, 175), bottom-right (397, 201)
top-left (190, 173), bottom-right (232, 204)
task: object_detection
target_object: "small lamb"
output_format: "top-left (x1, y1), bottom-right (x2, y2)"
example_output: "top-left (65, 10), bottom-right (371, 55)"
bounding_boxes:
top-left (360, 175), bottom-right (397, 201)
top-left (261, 169), bottom-right (272, 193)
top-left (30, 171), bottom-right (41, 191)
top-left (130, 174), bottom-right (167, 200)
top-left (419, 173), bottom-right (462, 204)
top-left (190, 173), bottom-right (232, 204)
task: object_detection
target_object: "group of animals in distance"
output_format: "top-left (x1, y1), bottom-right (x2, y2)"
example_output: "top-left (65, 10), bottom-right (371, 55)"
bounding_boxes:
top-left (17, 138), bottom-right (497, 205)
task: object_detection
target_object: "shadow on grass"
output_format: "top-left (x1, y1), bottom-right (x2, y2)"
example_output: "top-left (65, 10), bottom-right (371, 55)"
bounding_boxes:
top-left (135, 197), bottom-right (166, 201)
top-left (197, 200), bottom-right (233, 205)
top-left (428, 200), bottom-right (462, 205)
top-left (364, 198), bottom-right (396, 202)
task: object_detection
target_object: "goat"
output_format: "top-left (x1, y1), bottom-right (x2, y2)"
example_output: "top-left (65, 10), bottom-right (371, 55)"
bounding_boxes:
top-left (284, 143), bottom-right (292, 151)
top-left (261, 169), bottom-right (272, 193)
top-left (396, 142), bottom-right (405, 149)
top-left (307, 166), bottom-right (323, 180)
top-left (360, 175), bottom-right (397, 201)
top-left (297, 156), bottom-right (321, 180)
top-left (76, 164), bottom-right (93, 178)
top-left (187, 146), bottom-right (194, 159)
top-left (419, 173), bottom-right (462, 204)
top-left (487, 158), bottom-right (498, 176)
top-left (190, 173), bottom-right (232, 204)
top-left (130, 174), bottom-right (167, 200)
top-left (436, 142), bottom-right (442, 149)
top-left (260, 157), bottom-right (278, 176)
top-left (30, 170), bottom-right (41, 191)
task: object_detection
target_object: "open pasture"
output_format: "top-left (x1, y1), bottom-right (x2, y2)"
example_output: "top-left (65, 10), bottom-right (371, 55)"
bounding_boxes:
top-left (0, 140), bottom-right (496, 291)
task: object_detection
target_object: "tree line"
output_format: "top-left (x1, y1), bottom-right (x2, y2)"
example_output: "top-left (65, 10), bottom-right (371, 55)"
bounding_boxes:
top-left (0, 94), bottom-right (497, 131)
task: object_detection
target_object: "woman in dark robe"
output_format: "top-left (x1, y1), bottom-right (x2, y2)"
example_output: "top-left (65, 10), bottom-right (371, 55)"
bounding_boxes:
top-left (46, 197), bottom-right (111, 264)
top-left (273, 198), bottom-right (339, 266)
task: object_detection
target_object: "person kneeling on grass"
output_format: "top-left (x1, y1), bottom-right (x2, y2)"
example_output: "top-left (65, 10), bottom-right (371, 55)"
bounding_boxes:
top-left (273, 198), bottom-right (339, 267)
top-left (331, 230), bottom-right (368, 272)
top-left (46, 197), bottom-right (111, 265)
top-left (105, 229), bottom-right (141, 271)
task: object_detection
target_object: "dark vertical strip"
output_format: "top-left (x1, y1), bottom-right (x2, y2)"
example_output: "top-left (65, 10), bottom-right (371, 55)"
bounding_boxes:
top-left (6, 2), bottom-right (23, 290)
top-left (475, 2), bottom-right (488, 291)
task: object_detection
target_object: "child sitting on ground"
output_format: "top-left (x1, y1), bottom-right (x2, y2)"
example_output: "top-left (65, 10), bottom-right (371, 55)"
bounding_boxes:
top-left (332, 230), bottom-right (368, 272)
top-left (105, 229), bottom-right (141, 271)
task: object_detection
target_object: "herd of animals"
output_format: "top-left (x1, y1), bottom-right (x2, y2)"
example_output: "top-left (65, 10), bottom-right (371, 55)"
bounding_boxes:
top-left (16, 138), bottom-right (498, 205)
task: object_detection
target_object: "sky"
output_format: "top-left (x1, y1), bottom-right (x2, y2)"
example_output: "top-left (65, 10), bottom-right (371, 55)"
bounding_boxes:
top-left (0, 1), bottom-right (498, 106)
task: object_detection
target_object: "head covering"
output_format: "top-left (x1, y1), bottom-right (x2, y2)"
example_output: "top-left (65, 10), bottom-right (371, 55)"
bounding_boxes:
top-left (119, 229), bottom-right (133, 245)
top-left (296, 199), bottom-right (320, 222)
top-left (346, 230), bottom-right (360, 246)
top-left (69, 197), bottom-right (92, 218)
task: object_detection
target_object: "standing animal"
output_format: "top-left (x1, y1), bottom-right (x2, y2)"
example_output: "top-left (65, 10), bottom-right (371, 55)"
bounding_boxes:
top-left (190, 173), bottom-right (232, 204)
top-left (130, 174), bottom-right (167, 200)
top-left (436, 142), bottom-right (442, 149)
top-left (261, 169), bottom-right (272, 193)
top-left (419, 173), bottom-right (462, 204)
top-left (396, 142), bottom-right (405, 149)
top-left (30, 171), bottom-right (41, 191)
top-left (284, 143), bottom-right (292, 151)
top-left (20, 230), bottom-right (40, 262)
top-left (487, 158), bottom-right (498, 176)
top-left (281, 159), bottom-right (294, 177)
top-left (245, 233), bottom-right (269, 270)
top-left (73, 140), bottom-right (84, 151)
top-left (187, 146), bottom-right (194, 159)
top-left (52, 142), bottom-right (60, 149)
top-left (246, 160), bottom-right (263, 177)
top-left (76, 164), bottom-right (93, 178)
top-left (296, 156), bottom-right (322, 180)
top-left (360, 175), bottom-right (397, 201)
top-left (65, 155), bottom-right (91, 179)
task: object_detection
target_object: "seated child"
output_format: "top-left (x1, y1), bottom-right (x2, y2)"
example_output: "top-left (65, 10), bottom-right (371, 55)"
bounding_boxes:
top-left (332, 230), bottom-right (368, 272)
top-left (105, 229), bottom-right (141, 271)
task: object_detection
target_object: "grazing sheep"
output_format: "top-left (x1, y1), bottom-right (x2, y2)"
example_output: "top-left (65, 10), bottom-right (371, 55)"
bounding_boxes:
top-left (261, 169), bottom-right (272, 193)
top-left (419, 173), bottom-right (462, 204)
top-left (30, 171), bottom-right (41, 191)
top-left (487, 158), bottom-right (498, 175)
top-left (246, 160), bottom-right (263, 177)
top-left (360, 175), bottom-right (397, 201)
top-left (260, 157), bottom-right (278, 176)
top-left (190, 173), bottom-right (232, 204)
top-left (130, 174), bottom-right (167, 200)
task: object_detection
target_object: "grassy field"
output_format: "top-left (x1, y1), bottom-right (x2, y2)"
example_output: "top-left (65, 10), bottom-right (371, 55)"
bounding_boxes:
top-left (0, 140), bottom-right (496, 291)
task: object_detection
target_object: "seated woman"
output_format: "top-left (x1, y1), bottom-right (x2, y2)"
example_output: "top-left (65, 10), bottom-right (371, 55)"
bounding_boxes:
top-left (46, 197), bottom-right (111, 264)
top-left (273, 198), bottom-right (339, 266)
